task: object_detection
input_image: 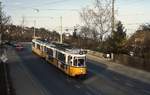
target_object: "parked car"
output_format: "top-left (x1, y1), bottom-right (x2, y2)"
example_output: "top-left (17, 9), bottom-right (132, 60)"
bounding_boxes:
top-left (15, 43), bottom-right (24, 50)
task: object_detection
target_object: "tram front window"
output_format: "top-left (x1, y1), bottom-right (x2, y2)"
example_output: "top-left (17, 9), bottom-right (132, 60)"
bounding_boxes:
top-left (73, 58), bottom-right (85, 67)
top-left (78, 59), bottom-right (84, 67)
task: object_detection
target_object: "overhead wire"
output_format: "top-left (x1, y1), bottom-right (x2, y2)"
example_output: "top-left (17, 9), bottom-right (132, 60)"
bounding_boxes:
top-left (4, 0), bottom-right (71, 11)
top-left (32, 0), bottom-right (70, 7)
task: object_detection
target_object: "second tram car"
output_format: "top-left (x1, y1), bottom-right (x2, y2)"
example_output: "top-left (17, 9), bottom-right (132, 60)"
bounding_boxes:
top-left (32, 38), bottom-right (87, 77)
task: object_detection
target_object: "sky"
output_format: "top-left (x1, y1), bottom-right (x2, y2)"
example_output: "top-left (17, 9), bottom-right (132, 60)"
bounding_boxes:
top-left (1, 0), bottom-right (150, 35)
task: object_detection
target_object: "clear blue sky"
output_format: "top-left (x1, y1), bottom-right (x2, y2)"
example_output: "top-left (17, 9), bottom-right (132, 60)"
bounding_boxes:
top-left (1, 0), bottom-right (150, 35)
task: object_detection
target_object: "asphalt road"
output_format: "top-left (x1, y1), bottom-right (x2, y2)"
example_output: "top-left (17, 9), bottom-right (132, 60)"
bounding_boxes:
top-left (14, 44), bottom-right (150, 95)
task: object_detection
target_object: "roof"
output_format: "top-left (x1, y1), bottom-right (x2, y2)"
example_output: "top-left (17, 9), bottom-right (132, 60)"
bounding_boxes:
top-left (32, 39), bottom-right (86, 55)
top-left (32, 39), bottom-right (48, 46)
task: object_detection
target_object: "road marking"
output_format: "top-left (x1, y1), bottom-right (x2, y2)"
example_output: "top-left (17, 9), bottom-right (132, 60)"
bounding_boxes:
top-left (88, 69), bottom-right (106, 79)
top-left (88, 69), bottom-right (98, 75)
top-left (20, 64), bottom-right (50, 95)
top-left (16, 56), bottom-right (51, 95)
top-left (142, 89), bottom-right (150, 94)
top-left (84, 76), bottom-right (97, 84)
top-left (86, 92), bottom-right (92, 95)
top-left (113, 77), bottom-right (120, 81)
top-left (74, 85), bottom-right (81, 88)
top-left (66, 78), bottom-right (71, 82)
top-left (86, 85), bottom-right (102, 95)
top-left (125, 82), bottom-right (134, 87)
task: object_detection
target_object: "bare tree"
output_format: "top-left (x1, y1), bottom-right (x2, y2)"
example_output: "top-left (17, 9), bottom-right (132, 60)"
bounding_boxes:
top-left (80, 8), bottom-right (93, 39)
top-left (0, 2), bottom-right (11, 41)
top-left (80, 0), bottom-right (112, 42)
top-left (137, 23), bottom-right (150, 31)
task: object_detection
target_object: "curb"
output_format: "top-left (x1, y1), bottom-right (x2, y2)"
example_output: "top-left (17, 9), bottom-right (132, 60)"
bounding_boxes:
top-left (87, 54), bottom-right (150, 84)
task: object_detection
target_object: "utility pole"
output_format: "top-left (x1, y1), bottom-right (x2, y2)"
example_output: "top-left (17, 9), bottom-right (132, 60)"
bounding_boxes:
top-left (60, 16), bottom-right (63, 43)
top-left (33, 20), bottom-right (36, 38)
top-left (112, 0), bottom-right (115, 34)
top-left (33, 9), bottom-right (39, 38)
top-left (21, 16), bottom-right (25, 34)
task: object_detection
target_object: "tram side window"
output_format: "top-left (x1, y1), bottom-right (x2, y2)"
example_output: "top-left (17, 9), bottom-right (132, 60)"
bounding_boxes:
top-left (44, 46), bottom-right (47, 52)
top-left (37, 44), bottom-right (40, 50)
top-left (68, 56), bottom-right (72, 65)
top-left (57, 51), bottom-right (65, 63)
top-left (47, 48), bottom-right (53, 56)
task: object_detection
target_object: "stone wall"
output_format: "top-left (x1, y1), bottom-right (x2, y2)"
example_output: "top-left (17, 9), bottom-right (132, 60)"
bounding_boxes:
top-left (114, 54), bottom-right (150, 71)
top-left (87, 50), bottom-right (104, 58)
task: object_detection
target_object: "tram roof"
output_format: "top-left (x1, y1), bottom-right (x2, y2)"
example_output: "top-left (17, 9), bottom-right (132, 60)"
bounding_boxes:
top-left (51, 42), bottom-right (85, 55)
top-left (32, 39), bottom-right (86, 55)
top-left (32, 39), bottom-right (48, 45)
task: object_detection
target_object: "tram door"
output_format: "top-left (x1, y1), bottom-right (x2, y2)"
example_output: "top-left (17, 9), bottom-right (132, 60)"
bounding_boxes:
top-left (67, 55), bottom-right (73, 75)
top-left (47, 48), bottom-right (54, 64)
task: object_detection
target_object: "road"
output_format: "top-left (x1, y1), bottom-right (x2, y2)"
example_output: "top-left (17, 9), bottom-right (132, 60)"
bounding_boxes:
top-left (12, 44), bottom-right (150, 95)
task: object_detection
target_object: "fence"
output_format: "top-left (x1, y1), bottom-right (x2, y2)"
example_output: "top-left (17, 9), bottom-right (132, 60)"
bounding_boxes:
top-left (87, 50), bottom-right (104, 58)
top-left (114, 54), bottom-right (150, 71)
top-left (87, 50), bottom-right (150, 72)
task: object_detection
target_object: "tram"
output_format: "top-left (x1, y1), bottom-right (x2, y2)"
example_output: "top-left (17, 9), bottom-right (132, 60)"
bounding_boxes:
top-left (32, 38), bottom-right (87, 77)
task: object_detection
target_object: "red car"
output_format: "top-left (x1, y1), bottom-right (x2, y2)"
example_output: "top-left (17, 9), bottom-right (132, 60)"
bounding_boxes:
top-left (15, 43), bottom-right (24, 50)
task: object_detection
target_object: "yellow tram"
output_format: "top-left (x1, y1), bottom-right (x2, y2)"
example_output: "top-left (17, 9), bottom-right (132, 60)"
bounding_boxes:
top-left (32, 38), bottom-right (87, 77)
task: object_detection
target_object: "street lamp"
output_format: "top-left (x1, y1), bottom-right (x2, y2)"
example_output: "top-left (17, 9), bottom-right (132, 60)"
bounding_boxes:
top-left (33, 9), bottom-right (39, 38)
top-left (60, 16), bottom-right (63, 43)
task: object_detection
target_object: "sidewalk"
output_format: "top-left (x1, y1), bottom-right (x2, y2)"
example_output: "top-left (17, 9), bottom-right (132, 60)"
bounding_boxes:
top-left (7, 47), bottom-right (49, 95)
top-left (87, 54), bottom-right (150, 84)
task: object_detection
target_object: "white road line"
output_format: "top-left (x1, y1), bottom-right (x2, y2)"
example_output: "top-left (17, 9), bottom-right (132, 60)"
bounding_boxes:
top-left (19, 63), bottom-right (50, 95)
top-left (88, 69), bottom-right (106, 78)
top-left (15, 52), bottom-right (51, 95)
top-left (86, 85), bottom-right (102, 95)
top-left (74, 85), bottom-right (81, 88)
top-left (113, 77), bottom-right (120, 81)
top-left (66, 78), bottom-right (71, 82)
top-left (142, 89), bottom-right (150, 94)
top-left (86, 91), bottom-right (92, 95)
top-left (125, 82), bottom-right (134, 87)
